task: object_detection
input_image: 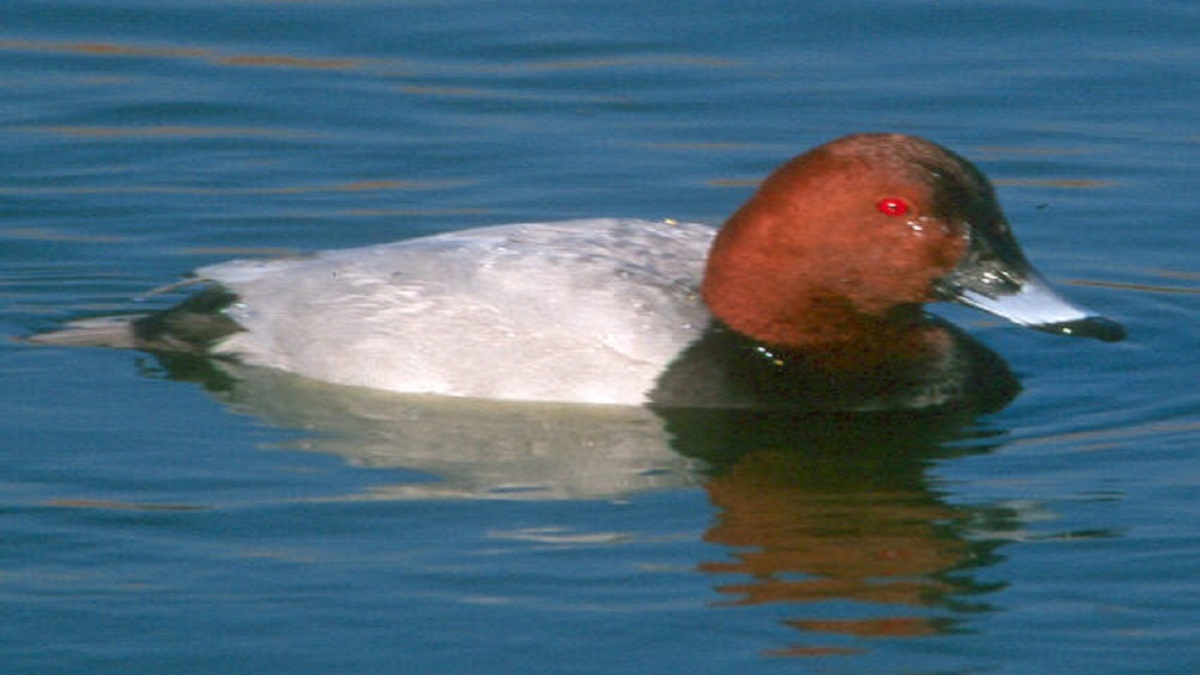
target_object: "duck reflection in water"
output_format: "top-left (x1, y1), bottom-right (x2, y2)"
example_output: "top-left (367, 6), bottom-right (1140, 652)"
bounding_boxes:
top-left (107, 353), bottom-right (1018, 656)
top-left (659, 405), bottom-right (1013, 655)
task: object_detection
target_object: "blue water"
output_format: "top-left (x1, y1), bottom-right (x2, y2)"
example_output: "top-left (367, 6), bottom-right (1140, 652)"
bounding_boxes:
top-left (3, 1), bottom-right (1198, 673)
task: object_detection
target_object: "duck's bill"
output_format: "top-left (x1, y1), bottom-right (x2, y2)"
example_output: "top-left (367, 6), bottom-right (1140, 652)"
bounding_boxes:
top-left (942, 270), bottom-right (1126, 342)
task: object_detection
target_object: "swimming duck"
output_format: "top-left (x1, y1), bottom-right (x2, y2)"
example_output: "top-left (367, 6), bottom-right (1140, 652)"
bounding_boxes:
top-left (35, 133), bottom-right (1124, 411)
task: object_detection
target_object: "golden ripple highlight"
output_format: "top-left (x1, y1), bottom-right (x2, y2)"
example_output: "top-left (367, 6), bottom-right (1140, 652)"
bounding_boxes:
top-left (17, 125), bottom-right (317, 139)
top-left (1149, 269), bottom-right (1200, 282)
top-left (45, 498), bottom-right (208, 512)
top-left (0, 179), bottom-right (472, 196)
top-left (0, 38), bottom-right (731, 87)
top-left (2, 227), bottom-right (125, 243)
top-left (53, 41), bottom-right (209, 59)
top-left (214, 54), bottom-right (360, 70)
top-left (0, 37), bottom-right (365, 71)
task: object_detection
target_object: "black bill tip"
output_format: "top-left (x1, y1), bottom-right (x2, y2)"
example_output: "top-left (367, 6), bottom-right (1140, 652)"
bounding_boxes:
top-left (1031, 316), bottom-right (1127, 343)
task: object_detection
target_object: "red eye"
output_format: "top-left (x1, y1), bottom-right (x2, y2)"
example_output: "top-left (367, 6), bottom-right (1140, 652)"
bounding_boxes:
top-left (876, 197), bottom-right (910, 217)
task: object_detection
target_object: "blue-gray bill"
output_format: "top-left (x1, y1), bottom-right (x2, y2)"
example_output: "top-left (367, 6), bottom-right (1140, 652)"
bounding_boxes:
top-left (952, 271), bottom-right (1126, 343)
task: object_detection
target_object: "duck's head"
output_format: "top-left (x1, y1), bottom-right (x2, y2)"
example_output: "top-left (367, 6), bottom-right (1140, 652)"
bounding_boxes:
top-left (702, 133), bottom-right (1125, 362)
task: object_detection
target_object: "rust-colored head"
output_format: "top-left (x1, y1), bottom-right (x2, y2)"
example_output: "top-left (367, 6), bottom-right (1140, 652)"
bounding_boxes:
top-left (701, 133), bottom-right (1125, 374)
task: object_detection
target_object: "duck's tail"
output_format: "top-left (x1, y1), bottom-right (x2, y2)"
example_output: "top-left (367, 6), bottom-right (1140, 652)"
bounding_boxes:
top-left (24, 316), bottom-right (142, 349)
top-left (24, 286), bottom-right (241, 354)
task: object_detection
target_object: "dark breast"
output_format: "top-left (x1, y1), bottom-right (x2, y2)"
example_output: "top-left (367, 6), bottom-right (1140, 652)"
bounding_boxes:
top-left (647, 320), bottom-right (1019, 413)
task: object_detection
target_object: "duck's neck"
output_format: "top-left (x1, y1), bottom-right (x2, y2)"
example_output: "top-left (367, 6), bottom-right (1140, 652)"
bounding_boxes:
top-left (703, 277), bottom-right (946, 374)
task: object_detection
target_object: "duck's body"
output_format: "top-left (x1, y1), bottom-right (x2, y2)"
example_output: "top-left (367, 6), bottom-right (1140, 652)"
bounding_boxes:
top-left (198, 218), bottom-right (715, 406)
top-left (34, 133), bottom-right (1125, 411)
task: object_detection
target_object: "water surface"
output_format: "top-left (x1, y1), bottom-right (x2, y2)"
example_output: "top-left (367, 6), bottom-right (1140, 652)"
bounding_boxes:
top-left (2, 1), bottom-right (1198, 673)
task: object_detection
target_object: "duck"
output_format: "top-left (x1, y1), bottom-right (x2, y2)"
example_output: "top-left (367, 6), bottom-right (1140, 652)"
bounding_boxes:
top-left (33, 133), bottom-right (1125, 412)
